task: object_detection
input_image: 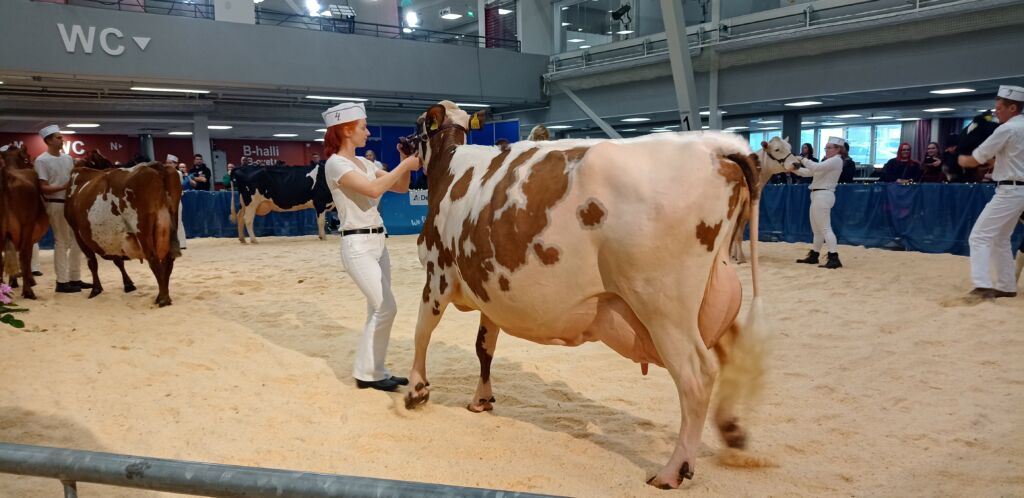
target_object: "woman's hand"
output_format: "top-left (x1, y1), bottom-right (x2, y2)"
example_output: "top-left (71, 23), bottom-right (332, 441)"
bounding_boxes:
top-left (396, 143), bottom-right (409, 161)
top-left (399, 155), bottom-right (422, 173)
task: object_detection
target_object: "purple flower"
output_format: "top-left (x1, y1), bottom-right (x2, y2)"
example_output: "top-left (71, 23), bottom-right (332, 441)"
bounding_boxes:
top-left (0, 283), bottom-right (11, 296)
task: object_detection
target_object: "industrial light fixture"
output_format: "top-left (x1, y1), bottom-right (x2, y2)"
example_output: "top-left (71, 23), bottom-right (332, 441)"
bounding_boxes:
top-left (315, 138), bottom-right (325, 142)
top-left (561, 22), bottom-right (571, 26)
top-left (621, 128), bottom-right (637, 132)
top-left (616, 30), bottom-right (634, 34)
top-left (784, 101), bottom-right (822, 107)
top-left (701, 126), bottom-right (710, 129)
top-left (456, 103), bottom-right (490, 108)
top-left (306, 0), bottom-right (323, 16)
top-left (316, 128), bottom-right (327, 132)
top-left (305, 95), bottom-right (368, 101)
top-left (546, 125), bottom-right (573, 129)
top-left (758, 120), bottom-right (782, 124)
top-left (699, 110), bottom-right (727, 116)
top-left (405, 11), bottom-right (420, 27)
top-left (59, 130), bottom-right (77, 135)
top-left (567, 38), bottom-right (585, 42)
top-left (834, 114), bottom-right (861, 118)
top-left (253, 0), bottom-right (265, 4)
top-left (66, 123), bottom-right (100, 128)
top-left (132, 86), bottom-right (209, 94)
top-left (758, 127), bottom-right (780, 130)
top-left (440, 7), bottom-right (462, 20)
top-left (651, 129), bottom-right (672, 133)
top-left (208, 125), bottom-right (233, 130)
top-left (169, 131), bottom-right (193, 136)
top-left (820, 122), bottom-right (846, 126)
top-left (498, 8), bottom-right (513, 15)
top-left (866, 116), bottom-right (893, 120)
top-left (725, 126), bottom-right (748, 131)
top-left (620, 117), bottom-right (650, 122)
top-left (801, 121), bottom-right (816, 125)
top-left (561, 6), bottom-right (569, 10)
top-left (274, 133), bottom-right (299, 138)
top-left (923, 107), bottom-right (955, 112)
top-left (929, 88), bottom-right (974, 95)
top-left (896, 118), bottom-right (920, 121)
top-left (579, 45), bottom-right (591, 49)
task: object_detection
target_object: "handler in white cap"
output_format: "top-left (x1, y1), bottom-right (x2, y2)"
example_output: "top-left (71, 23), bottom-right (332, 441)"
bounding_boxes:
top-left (791, 136), bottom-right (845, 269)
top-left (164, 154), bottom-right (187, 249)
top-left (958, 84), bottom-right (1024, 299)
top-left (321, 102), bottom-right (423, 392)
top-left (34, 125), bottom-right (91, 293)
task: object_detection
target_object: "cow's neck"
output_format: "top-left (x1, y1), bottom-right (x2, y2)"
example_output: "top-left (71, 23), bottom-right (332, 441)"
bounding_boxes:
top-left (426, 129), bottom-right (465, 191)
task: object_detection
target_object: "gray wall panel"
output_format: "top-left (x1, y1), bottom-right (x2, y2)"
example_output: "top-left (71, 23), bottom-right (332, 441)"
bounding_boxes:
top-left (0, 1), bottom-right (547, 102)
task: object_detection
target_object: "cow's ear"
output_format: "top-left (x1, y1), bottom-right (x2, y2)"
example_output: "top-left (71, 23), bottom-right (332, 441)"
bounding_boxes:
top-left (469, 110), bottom-right (486, 130)
top-left (426, 104), bottom-right (446, 132)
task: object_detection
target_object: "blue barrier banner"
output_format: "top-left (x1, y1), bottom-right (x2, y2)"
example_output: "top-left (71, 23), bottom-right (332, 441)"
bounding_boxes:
top-left (37, 184), bottom-right (1024, 256)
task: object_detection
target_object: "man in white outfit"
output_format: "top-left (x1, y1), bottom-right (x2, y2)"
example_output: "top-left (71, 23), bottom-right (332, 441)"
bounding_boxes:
top-left (792, 136), bottom-right (845, 269)
top-left (164, 154), bottom-right (187, 250)
top-left (33, 125), bottom-right (92, 293)
top-left (959, 84), bottom-right (1024, 299)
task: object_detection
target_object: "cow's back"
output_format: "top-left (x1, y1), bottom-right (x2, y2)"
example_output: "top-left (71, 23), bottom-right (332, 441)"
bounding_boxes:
top-left (426, 134), bottom-right (748, 334)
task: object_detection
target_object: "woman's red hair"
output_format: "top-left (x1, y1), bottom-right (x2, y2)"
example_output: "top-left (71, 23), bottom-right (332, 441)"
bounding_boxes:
top-left (323, 121), bottom-right (359, 158)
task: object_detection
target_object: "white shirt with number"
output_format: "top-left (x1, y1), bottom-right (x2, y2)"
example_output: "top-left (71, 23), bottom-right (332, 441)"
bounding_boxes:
top-left (325, 154), bottom-right (386, 231)
top-left (972, 114), bottom-right (1024, 182)
top-left (34, 151), bottom-right (75, 200)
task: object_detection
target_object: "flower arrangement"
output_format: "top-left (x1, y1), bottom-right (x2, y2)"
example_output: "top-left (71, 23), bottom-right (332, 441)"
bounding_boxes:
top-left (0, 283), bottom-right (27, 328)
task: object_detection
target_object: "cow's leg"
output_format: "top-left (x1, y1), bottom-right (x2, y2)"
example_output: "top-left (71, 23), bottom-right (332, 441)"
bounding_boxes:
top-left (405, 302), bottom-right (446, 409)
top-left (17, 241), bottom-right (35, 300)
top-left (730, 223), bottom-right (747, 264)
top-left (316, 211), bottom-right (326, 241)
top-left (112, 258), bottom-right (136, 293)
top-left (468, 315), bottom-right (500, 413)
top-left (148, 258), bottom-right (173, 307)
top-left (83, 252), bottom-right (103, 299)
top-left (236, 204), bottom-right (247, 244)
top-left (712, 322), bottom-right (748, 449)
top-left (244, 204), bottom-right (259, 244)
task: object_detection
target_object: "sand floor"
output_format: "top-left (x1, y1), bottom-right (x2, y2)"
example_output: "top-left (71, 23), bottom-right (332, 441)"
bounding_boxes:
top-left (1, 235), bottom-right (1022, 497)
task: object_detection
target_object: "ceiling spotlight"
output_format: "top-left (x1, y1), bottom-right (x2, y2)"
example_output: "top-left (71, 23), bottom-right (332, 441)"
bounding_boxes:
top-left (784, 101), bottom-right (822, 107)
top-left (405, 11), bottom-right (420, 27)
top-left (440, 12), bottom-right (463, 20)
top-left (929, 88), bottom-right (974, 95)
top-left (498, 8), bottom-right (513, 15)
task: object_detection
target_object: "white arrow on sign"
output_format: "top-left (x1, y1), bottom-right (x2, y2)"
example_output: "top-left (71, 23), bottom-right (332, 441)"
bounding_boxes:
top-left (132, 36), bottom-right (150, 50)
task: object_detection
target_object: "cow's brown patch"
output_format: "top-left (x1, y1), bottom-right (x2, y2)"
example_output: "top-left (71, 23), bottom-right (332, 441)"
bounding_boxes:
top-left (449, 169), bottom-right (474, 201)
top-left (533, 243), bottom-right (560, 265)
top-left (452, 149), bottom-right (572, 302)
top-left (564, 147), bottom-right (589, 163)
top-left (696, 220), bottom-right (723, 252)
top-left (480, 149), bottom-right (512, 185)
top-left (577, 198), bottom-right (606, 228)
top-left (498, 275), bottom-right (510, 292)
top-left (423, 262), bottom-right (435, 303)
top-left (432, 300), bottom-right (440, 316)
top-left (717, 158), bottom-right (746, 218)
top-left (439, 274), bottom-right (448, 294)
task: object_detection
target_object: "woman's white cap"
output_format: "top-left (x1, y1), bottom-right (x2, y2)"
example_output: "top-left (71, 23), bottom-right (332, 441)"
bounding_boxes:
top-left (322, 102), bottom-right (366, 127)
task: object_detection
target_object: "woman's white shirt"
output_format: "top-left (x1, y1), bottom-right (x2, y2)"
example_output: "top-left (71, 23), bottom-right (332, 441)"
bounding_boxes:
top-left (325, 154), bottom-right (385, 231)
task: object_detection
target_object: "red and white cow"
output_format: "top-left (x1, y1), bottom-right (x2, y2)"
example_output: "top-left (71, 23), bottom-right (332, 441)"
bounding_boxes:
top-left (403, 101), bottom-right (793, 488)
top-left (0, 146), bottom-right (49, 299)
top-left (729, 137), bottom-right (797, 264)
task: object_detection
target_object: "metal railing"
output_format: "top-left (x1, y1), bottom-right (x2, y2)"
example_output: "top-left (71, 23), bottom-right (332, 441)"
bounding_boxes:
top-left (254, 8), bottom-right (521, 51)
top-left (62, 0), bottom-right (214, 19)
top-left (0, 442), bottom-right (562, 498)
top-left (549, 0), bottom-right (988, 73)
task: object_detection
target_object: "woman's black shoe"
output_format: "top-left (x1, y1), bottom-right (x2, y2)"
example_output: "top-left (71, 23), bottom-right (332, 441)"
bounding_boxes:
top-left (32, 271), bottom-right (43, 277)
top-left (55, 282), bottom-right (81, 293)
top-left (69, 280), bottom-right (94, 289)
top-left (355, 378), bottom-right (400, 391)
top-left (389, 376), bottom-right (409, 386)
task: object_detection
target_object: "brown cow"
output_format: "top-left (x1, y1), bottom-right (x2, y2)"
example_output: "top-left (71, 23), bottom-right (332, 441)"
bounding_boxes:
top-left (0, 148), bottom-right (50, 299)
top-left (65, 162), bottom-right (182, 307)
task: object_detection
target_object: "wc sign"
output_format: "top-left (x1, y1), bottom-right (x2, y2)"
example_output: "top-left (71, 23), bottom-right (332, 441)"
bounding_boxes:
top-left (57, 23), bottom-right (151, 56)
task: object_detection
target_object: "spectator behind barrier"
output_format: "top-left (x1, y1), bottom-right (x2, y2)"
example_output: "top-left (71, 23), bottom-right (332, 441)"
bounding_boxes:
top-left (189, 154), bottom-right (213, 190)
top-left (220, 163), bottom-right (235, 190)
top-left (310, 153), bottom-right (324, 168)
top-left (919, 142), bottom-right (945, 183)
top-left (880, 143), bottom-right (922, 184)
top-left (942, 134), bottom-right (965, 183)
top-left (528, 125), bottom-right (550, 141)
top-left (839, 142), bottom-right (857, 184)
top-left (496, 138), bottom-right (511, 152)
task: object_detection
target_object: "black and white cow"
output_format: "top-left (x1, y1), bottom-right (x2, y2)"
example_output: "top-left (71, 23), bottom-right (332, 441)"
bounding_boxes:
top-left (229, 164), bottom-right (334, 244)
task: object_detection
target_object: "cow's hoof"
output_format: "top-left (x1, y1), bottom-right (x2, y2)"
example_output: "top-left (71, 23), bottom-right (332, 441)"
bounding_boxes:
top-left (9, 278), bottom-right (18, 289)
top-left (88, 288), bottom-right (103, 299)
top-left (404, 384), bottom-right (430, 410)
top-left (646, 462), bottom-right (693, 490)
top-left (22, 290), bottom-right (36, 300)
top-left (467, 397), bottom-right (495, 413)
top-left (156, 297), bottom-right (172, 307)
top-left (238, 239), bottom-right (246, 245)
top-left (124, 284), bottom-right (137, 293)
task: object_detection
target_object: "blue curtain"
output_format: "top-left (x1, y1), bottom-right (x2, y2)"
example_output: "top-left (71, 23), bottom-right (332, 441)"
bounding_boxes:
top-left (39, 184), bottom-right (1024, 257)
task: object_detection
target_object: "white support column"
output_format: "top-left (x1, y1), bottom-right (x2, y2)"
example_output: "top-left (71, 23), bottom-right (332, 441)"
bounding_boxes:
top-left (660, 0), bottom-right (700, 131)
top-left (708, 0), bottom-right (723, 130)
top-left (191, 114), bottom-right (212, 174)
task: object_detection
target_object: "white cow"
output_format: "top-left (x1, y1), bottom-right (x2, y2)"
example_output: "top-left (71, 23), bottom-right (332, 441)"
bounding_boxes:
top-left (403, 101), bottom-right (798, 488)
top-left (730, 137), bottom-right (797, 264)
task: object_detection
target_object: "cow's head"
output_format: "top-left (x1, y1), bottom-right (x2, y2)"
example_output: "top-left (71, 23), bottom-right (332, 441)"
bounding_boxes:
top-left (402, 101), bottom-right (486, 177)
top-left (958, 110), bottom-right (1000, 156)
top-left (0, 145), bottom-right (33, 170)
top-left (758, 136), bottom-right (801, 173)
top-left (75, 149), bottom-right (114, 170)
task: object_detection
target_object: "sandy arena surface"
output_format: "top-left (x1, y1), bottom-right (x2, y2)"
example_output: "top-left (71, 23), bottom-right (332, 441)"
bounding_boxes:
top-left (1, 235), bottom-right (1022, 497)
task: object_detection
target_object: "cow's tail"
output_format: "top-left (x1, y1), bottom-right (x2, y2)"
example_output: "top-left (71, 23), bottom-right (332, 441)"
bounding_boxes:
top-left (717, 153), bottom-right (768, 440)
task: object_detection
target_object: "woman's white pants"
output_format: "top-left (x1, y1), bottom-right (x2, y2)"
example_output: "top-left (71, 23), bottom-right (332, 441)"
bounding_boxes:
top-left (810, 190), bottom-right (838, 253)
top-left (341, 233), bottom-right (398, 382)
top-left (969, 185), bottom-right (1024, 293)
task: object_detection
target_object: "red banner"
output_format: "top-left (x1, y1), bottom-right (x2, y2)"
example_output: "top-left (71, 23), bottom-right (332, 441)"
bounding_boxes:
top-left (152, 138), bottom-right (194, 166)
top-left (0, 133), bottom-right (139, 164)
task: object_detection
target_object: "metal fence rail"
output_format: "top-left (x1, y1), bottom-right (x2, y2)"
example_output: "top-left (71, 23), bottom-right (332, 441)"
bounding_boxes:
top-left (66, 0), bottom-right (215, 19)
top-left (0, 442), bottom-right (562, 498)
